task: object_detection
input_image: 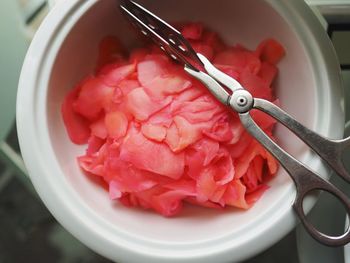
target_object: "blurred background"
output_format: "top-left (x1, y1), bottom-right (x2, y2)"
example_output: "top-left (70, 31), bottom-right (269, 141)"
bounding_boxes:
top-left (0, 0), bottom-right (349, 262)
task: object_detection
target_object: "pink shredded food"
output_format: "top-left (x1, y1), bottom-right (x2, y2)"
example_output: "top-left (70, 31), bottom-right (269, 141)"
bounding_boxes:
top-left (62, 23), bottom-right (285, 216)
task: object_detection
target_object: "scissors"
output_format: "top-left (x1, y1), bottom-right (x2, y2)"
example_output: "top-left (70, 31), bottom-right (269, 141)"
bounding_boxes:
top-left (119, 0), bottom-right (350, 246)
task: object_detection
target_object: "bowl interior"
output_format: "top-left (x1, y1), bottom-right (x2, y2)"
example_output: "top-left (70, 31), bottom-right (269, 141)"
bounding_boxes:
top-left (47, 0), bottom-right (316, 244)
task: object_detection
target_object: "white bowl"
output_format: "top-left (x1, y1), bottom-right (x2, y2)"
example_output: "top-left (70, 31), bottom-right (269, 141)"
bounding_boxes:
top-left (17, 0), bottom-right (344, 262)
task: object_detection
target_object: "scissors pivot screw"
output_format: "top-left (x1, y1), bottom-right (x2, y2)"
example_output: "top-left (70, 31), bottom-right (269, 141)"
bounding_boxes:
top-left (230, 90), bottom-right (254, 113)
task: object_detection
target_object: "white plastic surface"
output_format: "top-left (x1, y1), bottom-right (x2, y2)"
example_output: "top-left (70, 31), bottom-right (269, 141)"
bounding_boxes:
top-left (17, 0), bottom-right (344, 262)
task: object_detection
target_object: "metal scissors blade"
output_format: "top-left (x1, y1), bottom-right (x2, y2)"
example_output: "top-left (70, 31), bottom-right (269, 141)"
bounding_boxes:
top-left (196, 53), bottom-right (244, 92)
top-left (184, 65), bottom-right (230, 105)
top-left (119, 0), bottom-right (203, 71)
top-left (184, 53), bottom-right (245, 107)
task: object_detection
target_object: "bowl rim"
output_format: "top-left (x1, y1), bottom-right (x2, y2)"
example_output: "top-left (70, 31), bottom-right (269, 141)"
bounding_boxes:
top-left (16, 0), bottom-right (344, 262)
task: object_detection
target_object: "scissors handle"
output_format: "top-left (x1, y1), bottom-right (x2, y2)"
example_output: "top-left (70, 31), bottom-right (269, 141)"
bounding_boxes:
top-left (239, 104), bottom-right (350, 246)
top-left (253, 98), bottom-right (350, 183)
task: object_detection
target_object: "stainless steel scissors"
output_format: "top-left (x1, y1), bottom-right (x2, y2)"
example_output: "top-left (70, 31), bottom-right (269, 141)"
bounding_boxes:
top-left (119, 0), bottom-right (350, 246)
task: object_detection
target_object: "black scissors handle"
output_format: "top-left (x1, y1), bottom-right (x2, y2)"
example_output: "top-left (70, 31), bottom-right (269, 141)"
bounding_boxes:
top-left (238, 100), bottom-right (350, 246)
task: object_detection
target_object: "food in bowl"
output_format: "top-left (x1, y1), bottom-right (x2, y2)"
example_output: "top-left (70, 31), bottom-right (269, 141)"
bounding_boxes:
top-left (61, 23), bottom-right (285, 216)
top-left (18, 0), bottom-right (343, 261)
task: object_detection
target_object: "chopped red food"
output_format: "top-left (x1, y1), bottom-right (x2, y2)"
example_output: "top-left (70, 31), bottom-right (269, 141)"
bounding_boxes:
top-left (61, 23), bottom-right (285, 216)
top-left (181, 23), bottom-right (203, 40)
